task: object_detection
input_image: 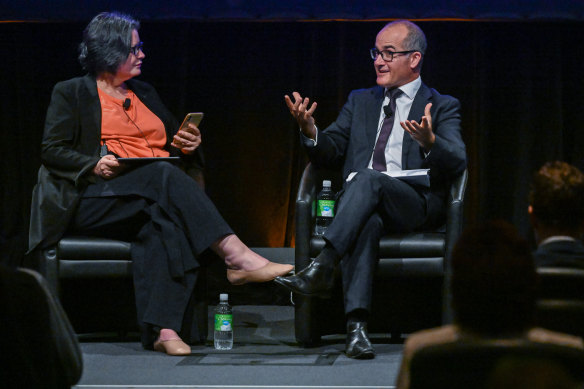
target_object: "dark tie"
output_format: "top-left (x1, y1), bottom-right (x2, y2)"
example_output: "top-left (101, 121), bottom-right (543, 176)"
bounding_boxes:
top-left (372, 88), bottom-right (402, 171)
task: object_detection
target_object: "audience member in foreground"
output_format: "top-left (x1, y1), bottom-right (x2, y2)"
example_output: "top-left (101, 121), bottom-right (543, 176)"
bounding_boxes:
top-left (395, 220), bottom-right (584, 389)
top-left (529, 161), bottom-right (584, 269)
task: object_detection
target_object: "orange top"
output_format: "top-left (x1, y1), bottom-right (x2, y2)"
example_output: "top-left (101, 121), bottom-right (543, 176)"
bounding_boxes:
top-left (98, 88), bottom-right (170, 158)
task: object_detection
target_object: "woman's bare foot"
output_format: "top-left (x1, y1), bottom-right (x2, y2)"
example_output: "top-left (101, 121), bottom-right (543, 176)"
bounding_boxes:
top-left (211, 234), bottom-right (293, 284)
top-left (211, 234), bottom-right (269, 271)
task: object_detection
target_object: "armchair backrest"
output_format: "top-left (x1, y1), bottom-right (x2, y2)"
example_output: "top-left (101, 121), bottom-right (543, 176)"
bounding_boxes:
top-left (537, 267), bottom-right (584, 298)
top-left (409, 341), bottom-right (584, 389)
top-left (535, 267), bottom-right (584, 337)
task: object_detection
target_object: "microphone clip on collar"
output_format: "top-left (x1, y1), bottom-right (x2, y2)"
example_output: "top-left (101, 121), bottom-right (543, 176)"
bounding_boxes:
top-left (123, 98), bottom-right (131, 110)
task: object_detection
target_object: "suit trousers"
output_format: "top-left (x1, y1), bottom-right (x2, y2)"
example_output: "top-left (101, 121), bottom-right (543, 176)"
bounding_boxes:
top-left (323, 168), bottom-right (426, 314)
top-left (70, 162), bottom-right (233, 345)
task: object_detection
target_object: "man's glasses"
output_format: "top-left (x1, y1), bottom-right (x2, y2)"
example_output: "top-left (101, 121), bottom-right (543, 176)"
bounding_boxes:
top-left (130, 42), bottom-right (144, 56)
top-left (370, 48), bottom-right (416, 62)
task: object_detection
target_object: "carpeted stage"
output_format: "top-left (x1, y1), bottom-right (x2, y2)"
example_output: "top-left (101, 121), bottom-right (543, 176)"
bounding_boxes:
top-left (74, 305), bottom-right (403, 389)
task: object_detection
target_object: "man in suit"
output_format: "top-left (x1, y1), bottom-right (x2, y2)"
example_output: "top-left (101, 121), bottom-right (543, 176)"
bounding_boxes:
top-left (276, 20), bottom-right (467, 359)
top-left (529, 161), bottom-right (584, 269)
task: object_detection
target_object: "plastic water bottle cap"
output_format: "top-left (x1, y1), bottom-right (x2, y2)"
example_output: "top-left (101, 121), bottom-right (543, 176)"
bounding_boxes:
top-left (322, 180), bottom-right (332, 187)
top-left (219, 293), bottom-right (228, 301)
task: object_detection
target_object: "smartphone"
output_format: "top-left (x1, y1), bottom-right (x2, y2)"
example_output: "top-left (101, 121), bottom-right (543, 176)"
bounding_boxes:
top-left (179, 112), bottom-right (204, 132)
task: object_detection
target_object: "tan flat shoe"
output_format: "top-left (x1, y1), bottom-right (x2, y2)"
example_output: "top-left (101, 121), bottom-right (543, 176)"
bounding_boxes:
top-left (227, 262), bottom-right (294, 285)
top-left (153, 338), bottom-right (191, 356)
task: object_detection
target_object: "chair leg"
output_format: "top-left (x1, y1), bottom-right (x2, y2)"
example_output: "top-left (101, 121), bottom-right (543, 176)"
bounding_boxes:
top-left (295, 295), bottom-right (321, 347)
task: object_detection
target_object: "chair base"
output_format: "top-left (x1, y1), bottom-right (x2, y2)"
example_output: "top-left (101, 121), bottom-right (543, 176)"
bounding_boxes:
top-left (294, 275), bottom-right (443, 346)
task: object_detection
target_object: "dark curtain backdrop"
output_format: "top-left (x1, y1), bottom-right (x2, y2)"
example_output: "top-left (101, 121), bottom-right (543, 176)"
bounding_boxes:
top-left (2, 20), bottom-right (584, 266)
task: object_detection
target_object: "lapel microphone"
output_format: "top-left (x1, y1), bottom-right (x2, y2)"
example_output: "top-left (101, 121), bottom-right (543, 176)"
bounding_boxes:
top-left (383, 104), bottom-right (392, 118)
top-left (123, 98), bottom-right (131, 110)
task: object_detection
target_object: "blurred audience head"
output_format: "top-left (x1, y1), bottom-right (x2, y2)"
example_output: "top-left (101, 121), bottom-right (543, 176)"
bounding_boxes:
top-left (451, 220), bottom-right (536, 336)
top-left (529, 161), bottom-right (584, 242)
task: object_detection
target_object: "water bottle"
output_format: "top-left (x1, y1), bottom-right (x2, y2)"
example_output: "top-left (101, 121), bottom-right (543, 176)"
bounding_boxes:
top-left (214, 293), bottom-right (233, 350)
top-left (315, 180), bottom-right (335, 235)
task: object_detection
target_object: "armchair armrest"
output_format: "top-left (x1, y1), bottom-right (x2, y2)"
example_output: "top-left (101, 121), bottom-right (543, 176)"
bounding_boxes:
top-left (442, 168), bottom-right (468, 323)
top-left (295, 163), bottom-right (317, 271)
top-left (444, 169), bottom-right (468, 261)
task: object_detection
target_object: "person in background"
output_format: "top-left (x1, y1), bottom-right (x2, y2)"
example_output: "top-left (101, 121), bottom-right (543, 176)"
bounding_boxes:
top-left (28, 11), bottom-right (292, 356)
top-left (276, 20), bottom-right (466, 359)
top-left (395, 220), bottom-right (583, 389)
top-left (528, 161), bottom-right (584, 269)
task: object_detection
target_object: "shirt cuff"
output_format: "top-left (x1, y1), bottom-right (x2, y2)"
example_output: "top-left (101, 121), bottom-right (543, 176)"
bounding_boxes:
top-left (300, 125), bottom-right (318, 147)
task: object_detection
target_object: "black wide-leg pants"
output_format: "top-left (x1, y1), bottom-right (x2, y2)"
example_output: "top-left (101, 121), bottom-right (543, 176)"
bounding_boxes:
top-left (323, 169), bottom-right (427, 315)
top-left (70, 162), bottom-right (233, 345)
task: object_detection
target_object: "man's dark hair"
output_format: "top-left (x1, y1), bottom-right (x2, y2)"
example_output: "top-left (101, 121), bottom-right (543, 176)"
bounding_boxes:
top-left (451, 220), bottom-right (536, 336)
top-left (384, 20), bottom-right (427, 55)
top-left (78, 12), bottom-right (140, 76)
top-left (529, 161), bottom-right (584, 231)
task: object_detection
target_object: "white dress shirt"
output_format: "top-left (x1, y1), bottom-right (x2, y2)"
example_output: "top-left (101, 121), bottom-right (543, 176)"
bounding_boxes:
top-left (301, 77), bottom-right (422, 181)
top-left (367, 76), bottom-right (422, 171)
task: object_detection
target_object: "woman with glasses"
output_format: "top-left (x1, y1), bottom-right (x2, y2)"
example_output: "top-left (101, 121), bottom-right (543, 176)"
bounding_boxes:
top-left (29, 11), bottom-right (292, 356)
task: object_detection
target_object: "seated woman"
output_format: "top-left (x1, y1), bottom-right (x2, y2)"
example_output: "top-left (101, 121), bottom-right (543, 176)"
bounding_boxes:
top-left (28, 11), bottom-right (293, 356)
top-left (395, 220), bottom-right (584, 389)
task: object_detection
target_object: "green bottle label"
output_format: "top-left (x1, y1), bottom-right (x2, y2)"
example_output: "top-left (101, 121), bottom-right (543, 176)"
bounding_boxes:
top-left (317, 199), bottom-right (335, 217)
top-left (214, 314), bottom-right (233, 331)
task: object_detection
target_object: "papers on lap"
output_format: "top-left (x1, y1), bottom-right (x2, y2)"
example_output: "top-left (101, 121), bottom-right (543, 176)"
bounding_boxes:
top-left (346, 168), bottom-right (430, 187)
top-left (382, 169), bottom-right (430, 187)
top-left (117, 157), bottom-right (181, 164)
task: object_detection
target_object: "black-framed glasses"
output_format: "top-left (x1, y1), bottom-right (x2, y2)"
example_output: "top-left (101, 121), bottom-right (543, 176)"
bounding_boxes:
top-left (370, 48), bottom-right (416, 62)
top-left (130, 42), bottom-right (144, 56)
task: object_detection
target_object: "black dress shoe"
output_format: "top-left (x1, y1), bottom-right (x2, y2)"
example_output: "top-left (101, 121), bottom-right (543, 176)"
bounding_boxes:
top-left (273, 260), bottom-right (335, 298)
top-left (345, 322), bottom-right (375, 359)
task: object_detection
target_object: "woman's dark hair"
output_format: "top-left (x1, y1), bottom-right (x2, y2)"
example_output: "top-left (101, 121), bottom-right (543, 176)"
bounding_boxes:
top-left (78, 12), bottom-right (140, 76)
top-left (451, 220), bottom-right (537, 336)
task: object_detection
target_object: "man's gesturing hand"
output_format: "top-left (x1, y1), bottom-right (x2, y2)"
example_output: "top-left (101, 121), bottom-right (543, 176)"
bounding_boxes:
top-left (284, 91), bottom-right (318, 140)
top-left (400, 102), bottom-right (436, 151)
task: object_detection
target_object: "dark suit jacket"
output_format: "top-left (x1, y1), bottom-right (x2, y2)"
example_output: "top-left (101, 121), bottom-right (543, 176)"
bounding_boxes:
top-left (29, 74), bottom-right (204, 252)
top-left (306, 83), bottom-right (467, 227)
top-left (534, 239), bottom-right (584, 269)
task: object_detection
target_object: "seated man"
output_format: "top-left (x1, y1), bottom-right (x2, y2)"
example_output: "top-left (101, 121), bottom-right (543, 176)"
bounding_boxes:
top-left (395, 220), bottom-right (584, 389)
top-left (276, 19), bottom-right (466, 359)
top-left (528, 161), bottom-right (584, 268)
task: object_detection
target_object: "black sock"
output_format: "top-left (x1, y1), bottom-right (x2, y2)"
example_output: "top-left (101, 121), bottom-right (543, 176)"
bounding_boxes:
top-left (347, 309), bottom-right (369, 324)
top-left (315, 243), bottom-right (341, 268)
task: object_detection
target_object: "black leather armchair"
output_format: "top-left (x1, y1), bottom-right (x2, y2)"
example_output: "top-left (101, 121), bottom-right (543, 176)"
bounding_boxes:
top-left (0, 265), bottom-right (83, 388)
top-left (293, 163), bottom-right (467, 346)
top-left (35, 236), bottom-right (208, 344)
top-left (408, 341), bottom-right (584, 389)
top-left (30, 165), bottom-right (209, 344)
top-left (536, 267), bottom-right (584, 338)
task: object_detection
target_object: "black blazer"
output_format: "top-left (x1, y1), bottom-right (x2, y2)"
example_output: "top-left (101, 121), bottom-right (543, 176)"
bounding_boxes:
top-left (306, 83), bottom-right (467, 227)
top-left (29, 74), bottom-right (203, 252)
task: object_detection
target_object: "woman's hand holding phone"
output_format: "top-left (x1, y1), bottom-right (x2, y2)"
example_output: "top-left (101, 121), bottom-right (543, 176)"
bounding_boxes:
top-left (172, 112), bottom-right (204, 154)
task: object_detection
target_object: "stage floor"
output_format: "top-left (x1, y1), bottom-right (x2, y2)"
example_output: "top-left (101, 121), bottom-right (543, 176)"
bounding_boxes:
top-left (74, 305), bottom-right (404, 389)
